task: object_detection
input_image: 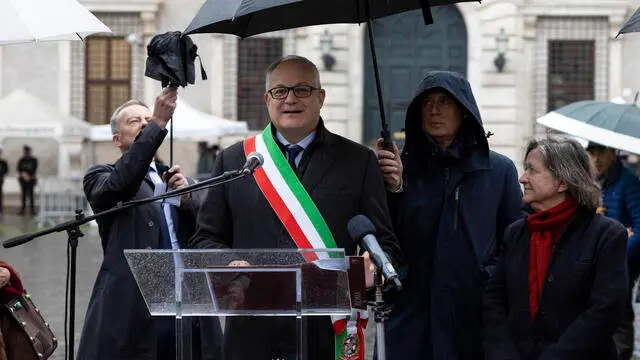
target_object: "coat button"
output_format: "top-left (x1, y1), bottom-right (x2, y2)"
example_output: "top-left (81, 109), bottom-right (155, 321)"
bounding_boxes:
top-left (279, 235), bottom-right (291, 245)
top-left (547, 274), bottom-right (554, 282)
top-left (148, 220), bottom-right (154, 227)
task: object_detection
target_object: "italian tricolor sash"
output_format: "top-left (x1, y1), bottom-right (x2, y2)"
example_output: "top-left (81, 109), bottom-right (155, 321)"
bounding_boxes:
top-left (244, 126), bottom-right (368, 360)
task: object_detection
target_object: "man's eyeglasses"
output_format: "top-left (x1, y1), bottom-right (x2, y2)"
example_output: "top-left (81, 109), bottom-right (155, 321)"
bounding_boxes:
top-left (422, 96), bottom-right (456, 110)
top-left (267, 85), bottom-right (321, 100)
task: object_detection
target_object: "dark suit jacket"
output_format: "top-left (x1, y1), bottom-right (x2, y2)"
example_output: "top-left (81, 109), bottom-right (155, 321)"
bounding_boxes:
top-left (483, 208), bottom-right (628, 360)
top-left (77, 122), bottom-right (221, 360)
top-left (189, 121), bottom-right (402, 360)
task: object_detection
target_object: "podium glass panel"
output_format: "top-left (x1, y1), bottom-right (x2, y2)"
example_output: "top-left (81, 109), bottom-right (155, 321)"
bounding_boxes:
top-left (124, 249), bottom-right (352, 360)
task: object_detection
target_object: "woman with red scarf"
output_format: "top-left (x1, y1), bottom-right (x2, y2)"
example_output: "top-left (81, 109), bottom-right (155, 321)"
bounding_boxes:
top-left (0, 260), bottom-right (37, 360)
top-left (483, 138), bottom-right (628, 360)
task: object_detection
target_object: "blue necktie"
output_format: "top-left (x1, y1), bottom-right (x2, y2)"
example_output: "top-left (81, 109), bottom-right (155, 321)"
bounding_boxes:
top-left (286, 144), bottom-right (304, 172)
top-left (149, 167), bottom-right (172, 249)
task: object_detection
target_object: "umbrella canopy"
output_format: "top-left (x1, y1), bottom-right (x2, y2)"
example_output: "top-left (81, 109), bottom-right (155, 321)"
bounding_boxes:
top-left (145, 31), bottom-right (208, 88)
top-left (0, 0), bottom-right (111, 45)
top-left (618, 6), bottom-right (640, 37)
top-left (536, 100), bottom-right (640, 154)
top-left (184, 0), bottom-right (477, 37)
top-left (183, 0), bottom-right (479, 151)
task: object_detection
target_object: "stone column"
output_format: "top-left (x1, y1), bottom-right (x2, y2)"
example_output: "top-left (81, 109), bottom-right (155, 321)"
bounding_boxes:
top-left (141, 11), bottom-right (158, 106)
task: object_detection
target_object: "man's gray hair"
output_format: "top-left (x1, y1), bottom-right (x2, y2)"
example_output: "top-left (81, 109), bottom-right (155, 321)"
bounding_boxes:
top-left (110, 99), bottom-right (148, 134)
top-left (525, 137), bottom-right (601, 211)
top-left (265, 55), bottom-right (322, 91)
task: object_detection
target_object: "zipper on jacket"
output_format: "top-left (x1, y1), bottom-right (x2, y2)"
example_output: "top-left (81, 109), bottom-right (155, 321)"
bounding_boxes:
top-left (454, 185), bottom-right (460, 230)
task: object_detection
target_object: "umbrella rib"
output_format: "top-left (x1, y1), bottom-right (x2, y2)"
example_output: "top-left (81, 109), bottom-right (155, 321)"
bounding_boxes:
top-left (611, 103), bottom-right (636, 132)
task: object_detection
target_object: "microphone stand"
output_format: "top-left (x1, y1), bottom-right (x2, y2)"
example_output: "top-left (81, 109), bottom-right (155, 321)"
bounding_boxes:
top-left (2, 168), bottom-right (250, 360)
top-left (371, 271), bottom-right (392, 360)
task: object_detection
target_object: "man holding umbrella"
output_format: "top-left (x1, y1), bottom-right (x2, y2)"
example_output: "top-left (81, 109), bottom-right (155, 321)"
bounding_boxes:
top-left (189, 55), bottom-right (402, 360)
top-left (586, 142), bottom-right (640, 360)
top-left (376, 70), bottom-right (524, 359)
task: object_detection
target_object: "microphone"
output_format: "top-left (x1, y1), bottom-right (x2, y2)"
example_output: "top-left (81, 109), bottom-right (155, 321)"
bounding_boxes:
top-left (347, 215), bottom-right (402, 290)
top-left (241, 152), bottom-right (264, 174)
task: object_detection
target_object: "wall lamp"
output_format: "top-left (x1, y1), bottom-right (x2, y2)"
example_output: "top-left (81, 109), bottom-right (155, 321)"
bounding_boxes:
top-left (320, 29), bottom-right (336, 71)
top-left (494, 28), bottom-right (508, 73)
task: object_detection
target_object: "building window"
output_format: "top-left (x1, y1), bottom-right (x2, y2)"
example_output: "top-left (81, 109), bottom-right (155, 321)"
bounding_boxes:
top-left (546, 40), bottom-right (595, 112)
top-left (237, 38), bottom-right (283, 130)
top-left (85, 36), bottom-right (132, 125)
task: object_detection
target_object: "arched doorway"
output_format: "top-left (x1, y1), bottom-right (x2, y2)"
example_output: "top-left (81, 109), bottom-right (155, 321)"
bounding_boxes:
top-left (363, 5), bottom-right (468, 147)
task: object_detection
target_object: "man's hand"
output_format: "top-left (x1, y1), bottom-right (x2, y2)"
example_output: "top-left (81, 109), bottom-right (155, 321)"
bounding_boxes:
top-left (164, 165), bottom-right (189, 202)
top-left (0, 267), bottom-right (10, 288)
top-left (363, 252), bottom-right (376, 288)
top-left (152, 87), bottom-right (178, 129)
top-left (376, 138), bottom-right (403, 192)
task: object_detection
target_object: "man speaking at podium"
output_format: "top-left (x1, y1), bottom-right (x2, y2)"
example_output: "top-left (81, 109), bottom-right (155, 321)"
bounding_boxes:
top-left (189, 55), bottom-right (402, 360)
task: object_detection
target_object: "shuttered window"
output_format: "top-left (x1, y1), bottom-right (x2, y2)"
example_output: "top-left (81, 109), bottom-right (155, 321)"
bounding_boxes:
top-left (85, 37), bottom-right (132, 125)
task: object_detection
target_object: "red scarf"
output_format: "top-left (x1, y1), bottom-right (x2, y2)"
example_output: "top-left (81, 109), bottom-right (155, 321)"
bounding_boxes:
top-left (527, 198), bottom-right (577, 322)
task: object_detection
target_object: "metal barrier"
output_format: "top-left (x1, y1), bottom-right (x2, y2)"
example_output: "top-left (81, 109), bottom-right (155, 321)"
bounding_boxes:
top-left (37, 177), bottom-right (88, 228)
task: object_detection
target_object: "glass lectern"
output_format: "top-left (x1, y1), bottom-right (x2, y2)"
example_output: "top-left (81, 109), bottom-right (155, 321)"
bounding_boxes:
top-left (124, 249), bottom-right (353, 360)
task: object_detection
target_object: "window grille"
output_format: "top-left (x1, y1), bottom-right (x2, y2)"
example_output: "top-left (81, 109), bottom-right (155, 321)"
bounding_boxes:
top-left (237, 38), bottom-right (284, 130)
top-left (547, 40), bottom-right (595, 112)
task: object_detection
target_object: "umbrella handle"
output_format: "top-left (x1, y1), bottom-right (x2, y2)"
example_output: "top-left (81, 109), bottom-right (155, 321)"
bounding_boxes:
top-left (363, 0), bottom-right (393, 152)
top-left (380, 129), bottom-right (394, 152)
top-left (169, 114), bottom-right (173, 167)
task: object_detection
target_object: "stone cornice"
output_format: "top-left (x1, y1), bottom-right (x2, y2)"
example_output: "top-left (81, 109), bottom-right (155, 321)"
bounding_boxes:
top-left (522, 2), bottom-right (629, 25)
top-left (79, 0), bottom-right (163, 13)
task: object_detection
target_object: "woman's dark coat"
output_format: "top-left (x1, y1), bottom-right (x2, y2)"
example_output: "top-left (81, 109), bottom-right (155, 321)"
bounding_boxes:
top-left (382, 71), bottom-right (525, 360)
top-left (483, 209), bottom-right (628, 360)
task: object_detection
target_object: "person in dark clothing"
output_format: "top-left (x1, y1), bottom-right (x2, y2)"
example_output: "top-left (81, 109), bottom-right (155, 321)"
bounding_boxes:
top-left (77, 91), bottom-right (223, 360)
top-left (376, 71), bottom-right (524, 360)
top-left (585, 142), bottom-right (640, 360)
top-left (196, 142), bottom-right (214, 182)
top-left (483, 138), bottom-right (628, 360)
top-left (189, 55), bottom-right (402, 360)
top-left (17, 145), bottom-right (37, 216)
top-left (0, 149), bottom-right (7, 217)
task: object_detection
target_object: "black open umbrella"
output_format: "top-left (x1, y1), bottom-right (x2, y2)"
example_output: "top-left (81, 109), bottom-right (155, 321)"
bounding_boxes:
top-left (618, 7), bottom-right (640, 36)
top-left (183, 0), bottom-right (480, 151)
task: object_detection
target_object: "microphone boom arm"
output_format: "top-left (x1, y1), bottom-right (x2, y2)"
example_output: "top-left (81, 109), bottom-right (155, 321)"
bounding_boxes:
top-left (3, 168), bottom-right (247, 248)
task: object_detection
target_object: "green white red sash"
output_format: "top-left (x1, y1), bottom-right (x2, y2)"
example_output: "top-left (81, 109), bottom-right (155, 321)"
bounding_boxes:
top-left (244, 125), bottom-right (368, 360)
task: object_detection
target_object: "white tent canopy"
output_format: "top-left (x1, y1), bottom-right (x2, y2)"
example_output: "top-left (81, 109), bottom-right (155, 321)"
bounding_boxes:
top-left (90, 98), bottom-right (248, 141)
top-left (0, 89), bottom-right (90, 138)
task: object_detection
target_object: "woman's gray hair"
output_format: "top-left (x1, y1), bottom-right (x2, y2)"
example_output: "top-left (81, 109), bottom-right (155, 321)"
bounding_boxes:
top-left (110, 99), bottom-right (148, 134)
top-left (265, 55), bottom-right (321, 90)
top-left (525, 137), bottom-right (601, 211)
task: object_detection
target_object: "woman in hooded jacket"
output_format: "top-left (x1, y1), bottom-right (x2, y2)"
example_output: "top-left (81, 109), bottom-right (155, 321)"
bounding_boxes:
top-left (482, 138), bottom-right (627, 360)
top-left (376, 71), bottom-right (525, 359)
